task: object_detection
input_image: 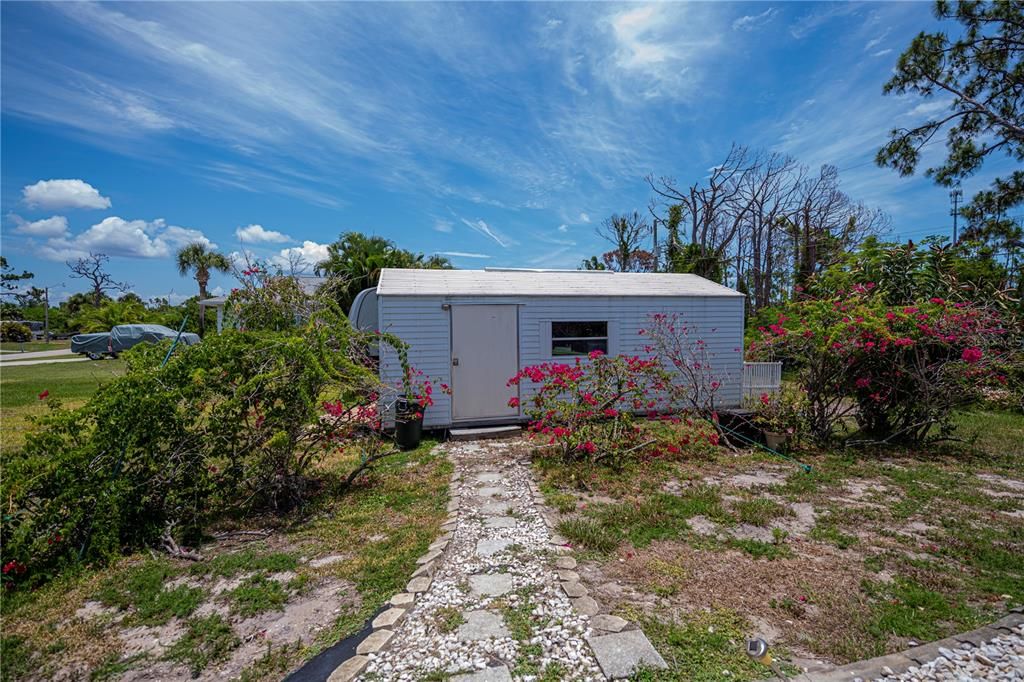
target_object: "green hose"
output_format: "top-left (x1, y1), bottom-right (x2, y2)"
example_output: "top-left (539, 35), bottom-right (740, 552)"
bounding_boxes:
top-left (707, 417), bottom-right (813, 473)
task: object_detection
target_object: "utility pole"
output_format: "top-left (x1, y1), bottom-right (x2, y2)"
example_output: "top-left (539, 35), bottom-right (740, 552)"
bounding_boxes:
top-left (950, 183), bottom-right (963, 243)
top-left (651, 217), bottom-right (659, 272)
top-left (44, 286), bottom-right (50, 343)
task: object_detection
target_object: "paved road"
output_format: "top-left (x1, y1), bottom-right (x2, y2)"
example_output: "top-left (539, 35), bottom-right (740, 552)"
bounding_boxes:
top-left (0, 357), bottom-right (87, 367)
top-left (0, 348), bottom-right (76, 361)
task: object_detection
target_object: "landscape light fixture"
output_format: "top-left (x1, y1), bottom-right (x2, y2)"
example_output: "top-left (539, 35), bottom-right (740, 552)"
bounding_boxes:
top-left (746, 638), bottom-right (787, 680)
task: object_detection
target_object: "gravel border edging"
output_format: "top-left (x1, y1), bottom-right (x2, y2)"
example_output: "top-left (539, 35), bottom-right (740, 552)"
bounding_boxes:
top-left (784, 609), bottom-right (1024, 681)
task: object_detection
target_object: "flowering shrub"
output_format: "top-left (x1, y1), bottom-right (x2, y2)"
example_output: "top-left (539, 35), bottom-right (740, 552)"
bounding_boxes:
top-left (393, 366), bottom-right (449, 419)
top-left (639, 313), bottom-right (731, 414)
top-left (749, 293), bottom-right (1011, 443)
top-left (508, 351), bottom-right (668, 466)
top-left (747, 386), bottom-right (808, 437)
top-left (0, 306), bottom-right (389, 590)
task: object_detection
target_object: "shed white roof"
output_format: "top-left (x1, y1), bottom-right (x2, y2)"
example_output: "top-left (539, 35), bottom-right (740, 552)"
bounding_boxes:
top-left (377, 268), bottom-right (744, 297)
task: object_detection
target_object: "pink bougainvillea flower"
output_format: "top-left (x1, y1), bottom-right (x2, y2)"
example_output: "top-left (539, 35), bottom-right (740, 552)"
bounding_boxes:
top-left (855, 377), bottom-right (871, 389)
top-left (588, 349), bottom-right (605, 359)
top-left (508, 397), bottom-right (520, 408)
top-left (961, 346), bottom-right (983, 364)
top-left (38, 389), bottom-right (49, 400)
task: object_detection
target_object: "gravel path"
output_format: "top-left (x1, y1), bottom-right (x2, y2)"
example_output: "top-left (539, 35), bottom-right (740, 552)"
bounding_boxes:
top-left (875, 625), bottom-right (1024, 682)
top-left (360, 438), bottom-right (605, 681)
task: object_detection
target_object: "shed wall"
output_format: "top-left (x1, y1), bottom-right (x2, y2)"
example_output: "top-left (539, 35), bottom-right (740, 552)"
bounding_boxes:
top-left (378, 294), bottom-right (745, 429)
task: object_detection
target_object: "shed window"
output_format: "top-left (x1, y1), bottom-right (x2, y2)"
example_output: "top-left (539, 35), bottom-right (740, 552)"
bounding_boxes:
top-left (551, 321), bottom-right (608, 356)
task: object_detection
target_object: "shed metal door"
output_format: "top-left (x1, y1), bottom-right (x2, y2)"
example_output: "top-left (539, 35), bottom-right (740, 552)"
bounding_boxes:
top-left (450, 305), bottom-right (519, 421)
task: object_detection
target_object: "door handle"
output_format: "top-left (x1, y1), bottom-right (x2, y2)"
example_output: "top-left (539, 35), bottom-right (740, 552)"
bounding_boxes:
top-left (452, 358), bottom-right (459, 366)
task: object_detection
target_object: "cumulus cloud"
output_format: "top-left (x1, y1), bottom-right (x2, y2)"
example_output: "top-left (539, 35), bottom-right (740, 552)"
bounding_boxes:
top-left (272, 240), bottom-right (329, 273)
top-left (8, 214), bottom-right (69, 237)
top-left (558, 223), bottom-right (569, 233)
top-left (732, 7), bottom-right (778, 31)
top-left (38, 216), bottom-right (212, 260)
top-left (579, 212), bottom-right (591, 223)
top-left (22, 179), bottom-right (111, 210)
top-left (235, 223), bottom-right (292, 243)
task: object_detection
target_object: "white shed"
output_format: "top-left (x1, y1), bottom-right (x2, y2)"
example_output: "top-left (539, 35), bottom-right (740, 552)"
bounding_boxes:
top-left (355, 268), bottom-right (746, 429)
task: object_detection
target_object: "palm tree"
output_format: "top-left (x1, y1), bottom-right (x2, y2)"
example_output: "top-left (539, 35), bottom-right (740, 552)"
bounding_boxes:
top-left (176, 242), bottom-right (231, 300)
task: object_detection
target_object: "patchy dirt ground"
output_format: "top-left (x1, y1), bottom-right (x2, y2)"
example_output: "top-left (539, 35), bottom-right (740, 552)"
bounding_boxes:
top-left (534, 412), bottom-right (1024, 677)
top-left (1, 442), bottom-right (451, 682)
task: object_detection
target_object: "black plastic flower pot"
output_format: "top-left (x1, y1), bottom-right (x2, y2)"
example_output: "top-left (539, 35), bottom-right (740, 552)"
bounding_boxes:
top-left (394, 413), bottom-right (423, 450)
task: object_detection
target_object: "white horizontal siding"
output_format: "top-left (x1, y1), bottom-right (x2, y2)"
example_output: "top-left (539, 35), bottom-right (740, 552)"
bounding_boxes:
top-left (378, 293), bottom-right (745, 429)
top-left (378, 295), bottom-right (452, 428)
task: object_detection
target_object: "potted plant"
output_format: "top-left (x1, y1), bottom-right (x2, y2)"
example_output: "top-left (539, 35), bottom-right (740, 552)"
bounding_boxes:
top-left (750, 387), bottom-right (806, 451)
top-left (393, 367), bottom-right (444, 450)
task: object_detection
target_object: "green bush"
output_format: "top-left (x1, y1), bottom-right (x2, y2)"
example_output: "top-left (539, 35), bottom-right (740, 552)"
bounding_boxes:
top-left (0, 306), bottom-right (391, 590)
top-left (0, 321), bottom-right (32, 342)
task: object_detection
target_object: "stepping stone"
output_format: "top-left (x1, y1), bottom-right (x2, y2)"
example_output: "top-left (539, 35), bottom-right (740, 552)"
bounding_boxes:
top-left (480, 501), bottom-right (511, 515)
top-left (469, 573), bottom-right (514, 597)
top-left (587, 630), bottom-right (667, 679)
top-left (389, 592), bottom-right (415, 607)
top-left (327, 655), bottom-right (369, 682)
top-left (452, 665), bottom-right (513, 681)
top-left (356, 629), bottom-right (394, 655)
top-left (477, 486), bottom-right (505, 498)
top-left (555, 556), bottom-right (577, 570)
top-left (591, 614), bottom-right (629, 633)
top-left (484, 516), bottom-right (516, 529)
top-left (457, 610), bottom-right (510, 642)
top-left (309, 554), bottom-right (347, 568)
top-left (412, 561), bottom-right (435, 578)
top-left (476, 473), bottom-right (503, 484)
top-left (562, 582), bottom-right (588, 598)
top-left (572, 596), bottom-right (600, 616)
top-left (417, 549), bottom-right (442, 565)
top-left (557, 569), bottom-right (580, 582)
top-left (372, 607), bottom-right (406, 629)
top-left (406, 576), bottom-right (431, 593)
top-left (476, 537), bottom-right (514, 557)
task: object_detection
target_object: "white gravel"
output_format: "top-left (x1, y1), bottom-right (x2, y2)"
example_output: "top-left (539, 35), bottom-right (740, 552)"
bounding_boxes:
top-left (360, 439), bottom-right (604, 681)
top-left (875, 625), bottom-right (1024, 682)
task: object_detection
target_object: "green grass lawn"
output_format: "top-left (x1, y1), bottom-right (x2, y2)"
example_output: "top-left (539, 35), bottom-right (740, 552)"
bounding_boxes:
top-left (0, 339), bottom-right (72, 353)
top-left (0, 358), bottom-right (125, 456)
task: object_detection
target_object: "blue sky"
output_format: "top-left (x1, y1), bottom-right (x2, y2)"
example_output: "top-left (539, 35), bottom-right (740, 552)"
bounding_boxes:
top-left (1, 2), bottom-right (1013, 303)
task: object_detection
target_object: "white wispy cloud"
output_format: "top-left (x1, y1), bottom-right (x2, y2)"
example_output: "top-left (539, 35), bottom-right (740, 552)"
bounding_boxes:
top-left (22, 179), bottom-right (111, 210)
top-left (871, 49), bottom-right (893, 58)
top-left (39, 217), bottom-right (212, 261)
top-left (433, 219), bottom-right (454, 233)
top-left (437, 251), bottom-right (491, 259)
top-left (235, 223), bottom-right (292, 243)
top-left (732, 8), bottom-right (778, 32)
top-left (579, 212), bottom-right (591, 223)
top-left (557, 223), bottom-right (569, 233)
top-left (459, 217), bottom-right (511, 248)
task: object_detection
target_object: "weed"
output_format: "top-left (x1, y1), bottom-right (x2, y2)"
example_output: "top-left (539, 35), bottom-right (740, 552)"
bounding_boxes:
top-left (96, 561), bottom-right (204, 625)
top-left (733, 498), bottom-right (791, 527)
top-left (544, 490), bottom-right (578, 514)
top-left (727, 538), bottom-right (791, 560)
top-left (627, 608), bottom-right (774, 681)
top-left (89, 653), bottom-right (148, 681)
top-left (163, 614), bottom-right (240, 676)
top-left (539, 661), bottom-right (567, 681)
top-left (864, 578), bottom-right (980, 642)
top-left (557, 518), bottom-right (620, 553)
top-left (809, 521), bottom-right (858, 550)
top-left (1, 635), bottom-right (35, 682)
top-left (228, 575), bottom-right (289, 617)
top-left (434, 606), bottom-right (465, 634)
top-left (190, 550), bottom-right (298, 578)
top-left (237, 642), bottom-right (303, 682)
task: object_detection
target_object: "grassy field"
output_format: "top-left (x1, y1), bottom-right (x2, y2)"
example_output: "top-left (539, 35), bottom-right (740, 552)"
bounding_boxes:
top-left (0, 339), bottom-right (72, 353)
top-left (0, 439), bottom-right (451, 681)
top-left (0, 359), bottom-right (125, 456)
top-left (536, 409), bottom-right (1024, 679)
